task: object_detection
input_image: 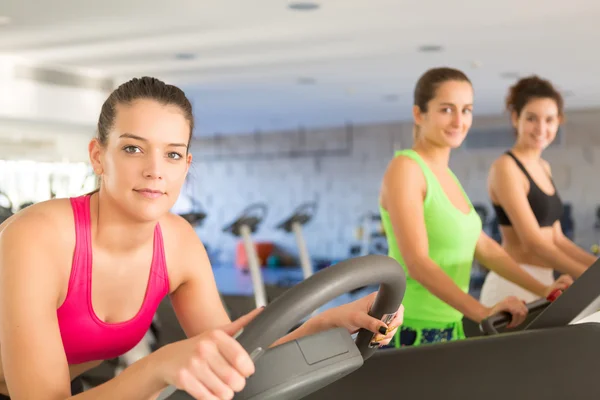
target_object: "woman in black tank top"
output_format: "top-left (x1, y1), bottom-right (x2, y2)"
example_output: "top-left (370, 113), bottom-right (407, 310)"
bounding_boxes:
top-left (480, 76), bottom-right (595, 307)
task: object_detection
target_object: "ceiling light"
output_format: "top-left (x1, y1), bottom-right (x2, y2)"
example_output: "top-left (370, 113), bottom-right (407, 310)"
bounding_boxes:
top-left (297, 77), bottom-right (316, 85)
top-left (418, 45), bottom-right (444, 53)
top-left (0, 16), bottom-right (11, 25)
top-left (175, 53), bottom-right (196, 61)
top-left (499, 71), bottom-right (520, 79)
top-left (471, 60), bottom-right (483, 69)
top-left (288, 2), bottom-right (320, 11)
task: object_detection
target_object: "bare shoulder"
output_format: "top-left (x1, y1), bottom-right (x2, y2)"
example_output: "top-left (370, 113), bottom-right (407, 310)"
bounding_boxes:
top-left (491, 152), bottom-right (516, 171)
top-left (0, 198), bottom-right (75, 245)
top-left (489, 153), bottom-right (524, 181)
top-left (381, 153), bottom-right (427, 208)
top-left (384, 153), bottom-right (426, 186)
top-left (158, 212), bottom-right (210, 291)
top-left (0, 199), bottom-right (75, 298)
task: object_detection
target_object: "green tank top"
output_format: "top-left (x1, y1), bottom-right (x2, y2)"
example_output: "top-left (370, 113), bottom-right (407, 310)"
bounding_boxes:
top-left (380, 149), bottom-right (482, 325)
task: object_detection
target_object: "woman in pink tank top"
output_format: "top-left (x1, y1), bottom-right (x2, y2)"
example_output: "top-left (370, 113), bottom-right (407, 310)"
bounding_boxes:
top-left (0, 77), bottom-right (404, 400)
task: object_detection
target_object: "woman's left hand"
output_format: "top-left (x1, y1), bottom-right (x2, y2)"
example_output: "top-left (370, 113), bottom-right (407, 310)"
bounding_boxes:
top-left (317, 291), bottom-right (404, 347)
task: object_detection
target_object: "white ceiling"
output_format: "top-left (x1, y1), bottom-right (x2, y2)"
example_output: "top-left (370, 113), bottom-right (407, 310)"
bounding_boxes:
top-left (1, 0), bottom-right (599, 136)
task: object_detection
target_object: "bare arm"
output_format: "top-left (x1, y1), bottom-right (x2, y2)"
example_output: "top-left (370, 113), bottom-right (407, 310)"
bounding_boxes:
top-left (380, 156), bottom-right (490, 323)
top-left (489, 157), bottom-right (587, 277)
top-left (474, 231), bottom-right (548, 297)
top-left (168, 218), bottom-right (232, 338)
top-left (552, 221), bottom-right (597, 267)
top-left (0, 214), bottom-right (168, 400)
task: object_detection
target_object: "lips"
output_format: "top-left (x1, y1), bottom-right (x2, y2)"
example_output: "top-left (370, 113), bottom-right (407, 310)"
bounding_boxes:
top-left (134, 189), bottom-right (165, 199)
top-left (136, 189), bottom-right (164, 194)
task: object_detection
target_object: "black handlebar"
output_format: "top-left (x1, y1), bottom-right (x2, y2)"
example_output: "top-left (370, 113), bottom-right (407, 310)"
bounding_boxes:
top-left (480, 289), bottom-right (562, 335)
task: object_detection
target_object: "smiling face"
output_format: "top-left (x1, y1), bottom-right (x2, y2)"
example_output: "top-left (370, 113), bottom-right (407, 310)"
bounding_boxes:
top-left (413, 80), bottom-right (474, 149)
top-left (89, 98), bottom-right (193, 222)
top-left (513, 97), bottom-right (561, 151)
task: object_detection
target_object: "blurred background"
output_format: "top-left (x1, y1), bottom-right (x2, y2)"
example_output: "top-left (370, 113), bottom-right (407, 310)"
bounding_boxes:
top-left (1, 0), bottom-right (600, 303)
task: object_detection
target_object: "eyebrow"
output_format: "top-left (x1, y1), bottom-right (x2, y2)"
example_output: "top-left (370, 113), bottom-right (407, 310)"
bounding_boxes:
top-left (525, 111), bottom-right (557, 117)
top-left (439, 102), bottom-right (473, 107)
top-left (119, 133), bottom-right (188, 148)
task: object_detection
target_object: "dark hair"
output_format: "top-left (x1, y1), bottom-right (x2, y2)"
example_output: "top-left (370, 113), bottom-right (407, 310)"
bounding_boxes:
top-left (97, 77), bottom-right (194, 151)
top-left (414, 67), bottom-right (472, 113)
top-left (505, 75), bottom-right (564, 118)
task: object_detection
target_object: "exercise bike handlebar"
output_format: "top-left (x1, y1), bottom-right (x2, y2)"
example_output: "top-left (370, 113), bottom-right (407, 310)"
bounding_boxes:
top-left (293, 202), bottom-right (317, 219)
top-left (276, 201), bottom-right (317, 231)
top-left (223, 203), bottom-right (269, 235)
top-left (240, 203), bottom-right (268, 221)
top-left (480, 289), bottom-right (563, 335)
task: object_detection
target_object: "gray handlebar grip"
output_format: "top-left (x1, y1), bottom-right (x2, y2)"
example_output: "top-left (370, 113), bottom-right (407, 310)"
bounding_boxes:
top-left (480, 297), bottom-right (551, 335)
top-left (235, 254), bottom-right (406, 362)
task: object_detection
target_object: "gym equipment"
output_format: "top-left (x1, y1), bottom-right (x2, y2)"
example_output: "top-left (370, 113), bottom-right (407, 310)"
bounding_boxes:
top-left (223, 203), bottom-right (269, 308)
top-left (473, 203), bottom-right (489, 226)
top-left (306, 257), bottom-right (600, 400)
top-left (179, 210), bottom-right (207, 227)
top-left (18, 201), bottom-right (35, 210)
top-left (162, 254), bottom-right (406, 400)
top-left (479, 289), bottom-right (562, 335)
top-left (591, 205), bottom-right (600, 255)
top-left (174, 177), bottom-right (208, 228)
top-left (275, 201), bottom-right (318, 279)
top-left (349, 212), bottom-right (387, 257)
top-left (0, 191), bottom-right (13, 224)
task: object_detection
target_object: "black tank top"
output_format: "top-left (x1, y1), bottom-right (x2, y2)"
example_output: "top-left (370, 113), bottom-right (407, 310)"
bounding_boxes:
top-left (493, 151), bottom-right (563, 227)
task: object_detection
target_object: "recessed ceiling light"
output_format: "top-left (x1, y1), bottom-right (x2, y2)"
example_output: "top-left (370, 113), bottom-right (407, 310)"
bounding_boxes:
top-left (418, 44), bottom-right (444, 53)
top-left (288, 2), bottom-right (320, 11)
top-left (297, 77), bottom-right (316, 85)
top-left (499, 71), bottom-right (520, 79)
top-left (0, 16), bottom-right (11, 25)
top-left (175, 53), bottom-right (196, 61)
top-left (471, 60), bottom-right (483, 69)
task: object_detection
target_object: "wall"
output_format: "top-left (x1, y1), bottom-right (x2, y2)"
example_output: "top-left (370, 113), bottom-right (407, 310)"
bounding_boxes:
top-left (0, 55), bottom-right (106, 162)
top-left (0, 118), bottom-right (96, 162)
top-left (0, 55), bottom-right (110, 126)
top-left (187, 108), bottom-right (600, 265)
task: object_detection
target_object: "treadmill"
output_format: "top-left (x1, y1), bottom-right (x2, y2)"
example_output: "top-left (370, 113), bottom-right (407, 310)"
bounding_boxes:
top-left (161, 256), bottom-right (600, 400)
top-left (307, 257), bottom-right (600, 399)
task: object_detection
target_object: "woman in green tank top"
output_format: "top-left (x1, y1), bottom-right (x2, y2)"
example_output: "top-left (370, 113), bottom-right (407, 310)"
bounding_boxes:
top-left (379, 68), bottom-right (571, 348)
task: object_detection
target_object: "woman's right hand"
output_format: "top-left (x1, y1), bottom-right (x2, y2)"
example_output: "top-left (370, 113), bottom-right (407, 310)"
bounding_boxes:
top-left (158, 307), bottom-right (264, 400)
top-left (487, 296), bottom-right (528, 329)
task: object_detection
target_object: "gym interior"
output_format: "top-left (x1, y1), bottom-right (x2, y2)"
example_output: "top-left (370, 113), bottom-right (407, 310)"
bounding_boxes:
top-left (1, 1), bottom-right (600, 399)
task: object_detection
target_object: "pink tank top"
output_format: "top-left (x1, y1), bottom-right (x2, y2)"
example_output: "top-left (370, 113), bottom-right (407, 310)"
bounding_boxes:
top-left (57, 195), bottom-right (170, 364)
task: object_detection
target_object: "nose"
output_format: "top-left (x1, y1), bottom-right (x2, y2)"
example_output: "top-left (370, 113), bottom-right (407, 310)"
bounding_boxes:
top-left (143, 151), bottom-right (164, 180)
top-left (451, 112), bottom-right (462, 127)
top-left (531, 121), bottom-right (544, 135)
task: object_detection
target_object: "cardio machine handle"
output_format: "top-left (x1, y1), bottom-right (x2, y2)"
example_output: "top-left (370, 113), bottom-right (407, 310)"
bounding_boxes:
top-left (480, 289), bottom-right (563, 335)
top-left (235, 254), bottom-right (406, 363)
top-left (241, 203), bottom-right (268, 222)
